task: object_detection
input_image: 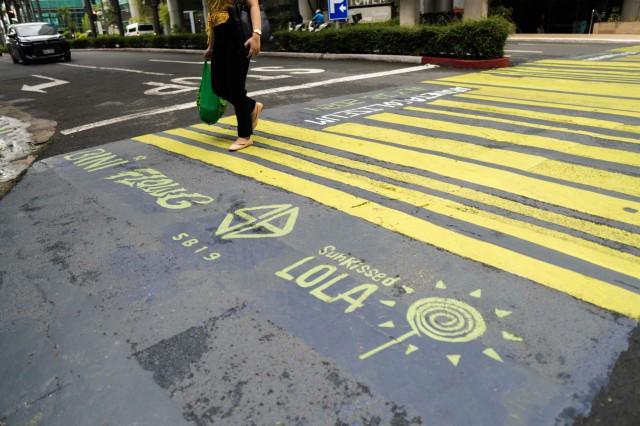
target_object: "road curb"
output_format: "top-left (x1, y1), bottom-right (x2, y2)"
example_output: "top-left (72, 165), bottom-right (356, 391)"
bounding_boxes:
top-left (421, 56), bottom-right (510, 69)
top-left (72, 48), bottom-right (426, 64)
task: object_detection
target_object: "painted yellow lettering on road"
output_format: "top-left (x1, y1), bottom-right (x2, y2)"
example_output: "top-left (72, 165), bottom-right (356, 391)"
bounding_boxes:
top-left (215, 204), bottom-right (299, 239)
top-left (106, 168), bottom-right (214, 210)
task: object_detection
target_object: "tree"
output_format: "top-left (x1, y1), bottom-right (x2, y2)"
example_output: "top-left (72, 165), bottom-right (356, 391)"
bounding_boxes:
top-left (108, 0), bottom-right (124, 35)
top-left (159, 1), bottom-right (170, 32)
top-left (57, 7), bottom-right (75, 33)
top-left (83, 0), bottom-right (96, 35)
top-left (82, 12), bottom-right (90, 32)
top-left (150, 0), bottom-right (160, 34)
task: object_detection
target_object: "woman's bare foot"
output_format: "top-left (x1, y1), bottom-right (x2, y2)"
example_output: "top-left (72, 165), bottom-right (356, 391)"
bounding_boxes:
top-left (252, 102), bottom-right (263, 131)
top-left (228, 137), bottom-right (253, 152)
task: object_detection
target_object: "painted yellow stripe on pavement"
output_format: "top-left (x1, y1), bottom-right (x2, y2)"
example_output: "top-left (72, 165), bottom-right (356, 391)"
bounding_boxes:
top-left (428, 99), bottom-right (640, 138)
top-left (132, 133), bottom-right (640, 319)
top-left (535, 59), bottom-right (640, 69)
top-left (368, 112), bottom-right (640, 177)
top-left (410, 102), bottom-right (640, 148)
top-left (170, 127), bottom-right (640, 281)
top-left (435, 74), bottom-right (640, 99)
top-left (425, 81), bottom-right (640, 112)
top-left (331, 116), bottom-right (640, 199)
top-left (193, 123), bottom-right (640, 249)
top-left (514, 65), bottom-right (640, 77)
top-left (488, 70), bottom-right (640, 84)
top-left (456, 92), bottom-right (640, 120)
top-left (260, 119), bottom-right (640, 226)
top-left (611, 46), bottom-right (640, 53)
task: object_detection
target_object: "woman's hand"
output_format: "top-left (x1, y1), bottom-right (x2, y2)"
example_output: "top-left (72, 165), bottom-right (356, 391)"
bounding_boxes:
top-left (203, 46), bottom-right (213, 59)
top-left (244, 33), bottom-right (261, 58)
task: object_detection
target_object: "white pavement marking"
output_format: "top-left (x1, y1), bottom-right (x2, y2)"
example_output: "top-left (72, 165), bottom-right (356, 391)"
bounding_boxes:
top-left (149, 59), bottom-right (257, 64)
top-left (586, 52), bottom-right (639, 61)
top-left (149, 59), bottom-right (201, 64)
top-left (60, 64), bottom-right (437, 135)
top-left (504, 50), bottom-right (544, 54)
top-left (22, 75), bottom-right (69, 93)
top-left (59, 63), bottom-right (173, 76)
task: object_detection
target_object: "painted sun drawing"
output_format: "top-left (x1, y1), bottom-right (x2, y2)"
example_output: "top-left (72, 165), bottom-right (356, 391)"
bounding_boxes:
top-left (359, 280), bottom-right (524, 367)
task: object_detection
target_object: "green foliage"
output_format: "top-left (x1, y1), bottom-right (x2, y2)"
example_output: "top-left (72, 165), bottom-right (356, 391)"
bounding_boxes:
top-left (274, 17), bottom-right (511, 60)
top-left (69, 33), bottom-right (208, 49)
top-left (82, 13), bottom-right (91, 33)
top-left (159, 2), bottom-right (170, 29)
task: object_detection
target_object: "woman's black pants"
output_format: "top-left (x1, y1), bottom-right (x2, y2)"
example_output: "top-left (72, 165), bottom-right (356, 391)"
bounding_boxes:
top-left (212, 22), bottom-right (256, 138)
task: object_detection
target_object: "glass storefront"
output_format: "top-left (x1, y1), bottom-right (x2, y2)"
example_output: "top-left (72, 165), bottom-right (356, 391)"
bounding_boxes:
top-left (491, 0), bottom-right (625, 33)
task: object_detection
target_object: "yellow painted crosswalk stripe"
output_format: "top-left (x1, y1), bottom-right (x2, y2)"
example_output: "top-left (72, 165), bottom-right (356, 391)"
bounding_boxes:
top-left (132, 133), bottom-right (640, 319)
top-left (169, 127), bottom-right (640, 281)
top-left (331, 117), bottom-right (640, 199)
top-left (513, 65), bottom-right (640, 77)
top-left (367, 112), bottom-right (640, 176)
top-left (408, 103), bottom-right (640, 147)
top-left (488, 69), bottom-right (640, 84)
top-left (456, 92), bottom-right (640, 120)
top-left (425, 81), bottom-right (640, 112)
top-left (535, 59), bottom-right (640, 69)
top-left (193, 124), bottom-right (640, 249)
top-left (435, 74), bottom-right (640, 99)
top-left (611, 46), bottom-right (640, 53)
top-left (260, 119), bottom-right (640, 226)
top-left (426, 99), bottom-right (640, 138)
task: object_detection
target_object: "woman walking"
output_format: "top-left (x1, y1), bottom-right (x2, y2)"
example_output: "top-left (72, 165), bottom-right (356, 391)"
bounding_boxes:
top-left (204, 0), bottom-right (264, 152)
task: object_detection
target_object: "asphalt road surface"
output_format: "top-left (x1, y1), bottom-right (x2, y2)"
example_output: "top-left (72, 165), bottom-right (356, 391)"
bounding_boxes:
top-left (1, 42), bottom-right (639, 425)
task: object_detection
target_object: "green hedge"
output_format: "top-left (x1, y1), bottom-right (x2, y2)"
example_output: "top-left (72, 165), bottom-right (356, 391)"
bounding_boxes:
top-left (274, 17), bottom-right (511, 59)
top-left (70, 34), bottom-right (208, 50)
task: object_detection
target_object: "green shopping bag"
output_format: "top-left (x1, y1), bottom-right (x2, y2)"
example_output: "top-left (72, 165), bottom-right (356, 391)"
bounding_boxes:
top-left (197, 60), bottom-right (227, 124)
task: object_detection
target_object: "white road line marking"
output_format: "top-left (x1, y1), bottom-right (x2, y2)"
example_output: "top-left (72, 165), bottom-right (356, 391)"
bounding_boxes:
top-left (504, 50), bottom-right (544, 54)
top-left (149, 59), bottom-right (202, 64)
top-left (59, 63), bottom-right (173, 76)
top-left (149, 59), bottom-right (257, 64)
top-left (60, 64), bottom-right (437, 135)
top-left (586, 52), bottom-right (639, 61)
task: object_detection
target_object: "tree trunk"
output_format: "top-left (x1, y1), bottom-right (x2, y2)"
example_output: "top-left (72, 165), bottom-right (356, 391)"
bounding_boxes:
top-left (151, 0), bottom-right (161, 35)
top-left (110, 0), bottom-right (125, 36)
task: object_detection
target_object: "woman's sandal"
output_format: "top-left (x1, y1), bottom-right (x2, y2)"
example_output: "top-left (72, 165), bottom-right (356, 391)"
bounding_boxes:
top-left (228, 138), bottom-right (253, 152)
top-left (252, 102), bottom-right (263, 131)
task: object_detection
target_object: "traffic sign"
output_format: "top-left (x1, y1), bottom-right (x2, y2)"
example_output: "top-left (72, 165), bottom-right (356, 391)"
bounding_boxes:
top-left (328, 0), bottom-right (348, 21)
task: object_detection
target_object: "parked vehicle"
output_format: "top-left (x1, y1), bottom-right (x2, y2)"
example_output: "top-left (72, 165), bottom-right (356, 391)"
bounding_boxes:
top-left (6, 22), bottom-right (70, 64)
top-left (125, 23), bottom-right (155, 36)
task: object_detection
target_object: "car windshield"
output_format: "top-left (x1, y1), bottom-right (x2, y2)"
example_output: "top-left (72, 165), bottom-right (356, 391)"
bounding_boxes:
top-left (138, 25), bottom-right (154, 31)
top-left (16, 24), bottom-right (57, 37)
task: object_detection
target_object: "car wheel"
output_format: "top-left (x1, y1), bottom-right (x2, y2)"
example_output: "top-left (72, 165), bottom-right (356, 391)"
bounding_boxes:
top-left (19, 51), bottom-right (31, 65)
top-left (10, 49), bottom-right (20, 64)
top-left (63, 52), bottom-right (71, 62)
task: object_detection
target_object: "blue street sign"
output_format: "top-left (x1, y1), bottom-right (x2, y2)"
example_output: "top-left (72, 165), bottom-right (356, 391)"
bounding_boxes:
top-left (328, 0), bottom-right (348, 21)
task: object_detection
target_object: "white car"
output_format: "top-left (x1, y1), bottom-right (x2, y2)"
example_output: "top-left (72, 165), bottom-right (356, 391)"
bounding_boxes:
top-left (125, 23), bottom-right (155, 36)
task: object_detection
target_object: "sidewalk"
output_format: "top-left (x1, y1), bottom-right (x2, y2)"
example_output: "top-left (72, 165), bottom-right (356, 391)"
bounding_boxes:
top-left (509, 33), bottom-right (640, 44)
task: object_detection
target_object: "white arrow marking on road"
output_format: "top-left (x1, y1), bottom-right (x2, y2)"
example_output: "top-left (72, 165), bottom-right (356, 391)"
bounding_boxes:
top-left (21, 75), bottom-right (69, 93)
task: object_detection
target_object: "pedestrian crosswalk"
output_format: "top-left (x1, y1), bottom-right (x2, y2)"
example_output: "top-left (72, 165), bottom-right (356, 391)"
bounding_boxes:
top-left (132, 52), bottom-right (640, 320)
